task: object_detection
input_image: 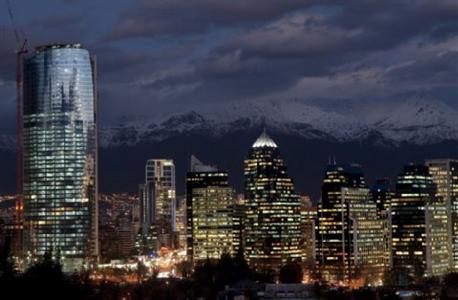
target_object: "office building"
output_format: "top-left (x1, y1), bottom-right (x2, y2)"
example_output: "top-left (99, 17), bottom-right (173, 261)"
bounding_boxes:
top-left (392, 164), bottom-right (449, 282)
top-left (186, 155), bottom-right (234, 263)
top-left (426, 159), bottom-right (458, 270)
top-left (138, 159), bottom-right (176, 251)
top-left (244, 130), bottom-right (302, 274)
top-left (299, 195), bottom-right (317, 274)
top-left (232, 194), bottom-right (246, 256)
top-left (22, 44), bottom-right (98, 271)
top-left (370, 179), bottom-right (393, 267)
top-left (316, 164), bottom-right (385, 286)
top-left (175, 196), bottom-right (187, 250)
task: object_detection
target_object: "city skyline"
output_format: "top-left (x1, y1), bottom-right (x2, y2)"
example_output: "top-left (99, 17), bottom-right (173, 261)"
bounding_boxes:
top-left (0, 1), bottom-right (456, 199)
top-left (0, 1), bottom-right (457, 299)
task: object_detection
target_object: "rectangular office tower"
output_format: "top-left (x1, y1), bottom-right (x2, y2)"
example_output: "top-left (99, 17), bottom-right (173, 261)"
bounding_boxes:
top-left (392, 164), bottom-right (449, 283)
top-left (316, 164), bottom-right (385, 286)
top-left (186, 155), bottom-right (235, 263)
top-left (425, 159), bottom-right (458, 271)
top-left (138, 159), bottom-right (176, 252)
top-left (370, 179), bottom-right (394, 268)
top-left (22, 44), bottom-right (98, 271)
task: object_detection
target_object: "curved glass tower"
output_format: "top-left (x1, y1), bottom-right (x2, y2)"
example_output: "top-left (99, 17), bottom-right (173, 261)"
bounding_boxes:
top-left (244, 130), bottom-right (302, 274)
top-left (22, 44), bottom-right (98, 271)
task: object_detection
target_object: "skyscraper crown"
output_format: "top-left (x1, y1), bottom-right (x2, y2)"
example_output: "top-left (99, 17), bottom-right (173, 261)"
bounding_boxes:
top-left (252, 129), bottom-right (277, 148)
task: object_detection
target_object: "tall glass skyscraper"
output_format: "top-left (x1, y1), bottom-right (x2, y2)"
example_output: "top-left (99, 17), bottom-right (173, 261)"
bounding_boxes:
top-left (22, 44), bottom-right (98, 271)
top-left (244, 131), bottom-right (302, 274)
top-left (316, 164), bottom-right (385, 286)
top-left (370, 179), bottom-right (394, 268)
top-left (426, 159), bottom-right (458, 271)
top-left (392, 164), bottom-right (449, 282)
top-left (139, 159), bottom-right (176, 250)
top-left (186, 156), bottom-right (234, 263)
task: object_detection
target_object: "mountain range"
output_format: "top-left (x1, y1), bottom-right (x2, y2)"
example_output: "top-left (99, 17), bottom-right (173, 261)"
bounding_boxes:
top-left (0, 98), bottom-right (456, 200)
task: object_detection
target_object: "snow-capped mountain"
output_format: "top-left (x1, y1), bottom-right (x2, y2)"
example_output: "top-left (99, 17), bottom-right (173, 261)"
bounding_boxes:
top-left (0, 98), bottom-right (456, 197)
top-left (0, 98), bottom-right (455, 150)
top-left (100, 98), bottom-right (458, 147)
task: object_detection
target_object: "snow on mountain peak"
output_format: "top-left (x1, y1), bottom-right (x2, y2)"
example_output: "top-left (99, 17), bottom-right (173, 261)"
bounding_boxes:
top-left (99, 98), bottom-right (458, 147)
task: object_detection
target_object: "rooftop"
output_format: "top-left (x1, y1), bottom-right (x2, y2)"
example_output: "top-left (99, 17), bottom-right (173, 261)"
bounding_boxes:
top-left (35, 43), bottom-right (82, 53)
top-left (252, 129), bottom-right (277, 148)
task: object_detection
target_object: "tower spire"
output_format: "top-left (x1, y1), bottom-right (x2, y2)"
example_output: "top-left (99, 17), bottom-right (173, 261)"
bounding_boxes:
top-left (252, 129), bottom-right (277, 148)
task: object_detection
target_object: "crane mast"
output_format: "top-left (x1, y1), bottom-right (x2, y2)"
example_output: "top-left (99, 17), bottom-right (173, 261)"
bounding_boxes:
top-left (5, 0), bottom-right (28, 259)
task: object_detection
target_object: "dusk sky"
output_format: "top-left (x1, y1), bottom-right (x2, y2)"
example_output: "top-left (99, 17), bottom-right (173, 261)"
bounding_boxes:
top-left (0, 0), bottom-right (457, 134)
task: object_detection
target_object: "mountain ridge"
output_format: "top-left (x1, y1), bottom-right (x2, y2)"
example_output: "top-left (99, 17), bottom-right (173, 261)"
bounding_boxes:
top-left (99, 98), bottom-right (458, 148)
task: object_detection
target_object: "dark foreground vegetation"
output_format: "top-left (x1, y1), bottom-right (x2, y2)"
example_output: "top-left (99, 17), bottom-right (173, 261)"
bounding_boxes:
top-left (0, 239), bottom-right (457, 300)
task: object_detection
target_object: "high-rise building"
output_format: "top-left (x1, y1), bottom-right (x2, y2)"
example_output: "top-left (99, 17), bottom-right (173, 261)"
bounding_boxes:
top-left (299, 195), bottom-right (317, 274)
top-left (186, 156), bottom-right (234, 263)
top-left (316, 164), bottom-right (385, 286)
top-left (426, 159), bottom-right (458, 271)
top-left (370, 179), bottom-right (393, 268)
top-left (22, 44), bottom-right (98, 271)
top-left (392, 164), bottom-right (449, 282)
top-left (175, 196), bottom-right (187, 250)
top-left (232, 194), bottom-right (246, 256)
top-left (138, 159), bottom-right (176, 251)
top-left (99, 193), bottom-right (139, 261)
top-left (244, 131), bottom-right (302, 274)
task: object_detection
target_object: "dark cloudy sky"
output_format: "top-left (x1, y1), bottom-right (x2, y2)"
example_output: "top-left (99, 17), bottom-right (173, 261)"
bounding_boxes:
top-left (0, 0), bottom-right (457, 133)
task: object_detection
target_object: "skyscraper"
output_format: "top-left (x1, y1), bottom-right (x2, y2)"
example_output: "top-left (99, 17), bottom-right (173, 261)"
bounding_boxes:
top-left (139, 159), bottom-right (176, 251)
top-left (426, 159), bottom-right (458, 271)
top-left (370, 179), bottom-right (393, 267)
top-left (316, 164), bottom-right (385, 286)
top-left (244, 131), bottom-right (302, 274)
top-left (299, 195), bottom-right (317, 277)
top-left (175, 196), bottom-right (187, 250)
top-left (232, 194), bottom-right (246, 256)
top-left (186, 156), bottom-right (234, 263)
top-left (22, 44), bottom-right (98, 271)
top-left (391, 164), bottom-right (449, 282)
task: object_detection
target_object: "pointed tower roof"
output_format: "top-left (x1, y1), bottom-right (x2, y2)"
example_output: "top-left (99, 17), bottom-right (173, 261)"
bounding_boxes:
top-left (190, 155), bottom-right (218, 172)
top-left (252, 129), bottom-right (277, 148)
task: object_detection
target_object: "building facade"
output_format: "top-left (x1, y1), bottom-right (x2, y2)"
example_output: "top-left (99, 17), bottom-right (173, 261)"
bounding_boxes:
top-left (370, 179), bottom-right (393, 268)
top-left (244, 131), bottom-right (302, 274)
top-left (392, 164), bottom-right (449, 282)
top-left (22, 44), bottom-right (98, 271)
top-left (426, 159), bottom-right (458, 271)
top-left (316, 164), bottom-right (385, 286)
top-left (186, 156), bottom-right (234, 263)
top-left (175, 196), bottom-right (187, 250)
top-left (299, 195), bottom-right (317, 279)
top-left (138, 159), bottom-right (176, 252)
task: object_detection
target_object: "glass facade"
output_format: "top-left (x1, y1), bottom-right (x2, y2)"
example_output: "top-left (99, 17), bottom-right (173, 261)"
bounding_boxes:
top-left (186, 156), bottom-right (233, 263)
top-left (316, 164), bottom-right (385, 286)
top-left (22, 44), bottom-right (98, 271)
top-left (391, 164), bottom-right (449, 282)
top-left (425, 159), bottom-right (458, 271)
top-left (244, 131), bottom-right (302, 274)
top-left (138, 159), bottom-right (176, 253)
top-left (370, 179), bottom-right (393, 268)
top-left (190, 186), bottom-right (234, 261)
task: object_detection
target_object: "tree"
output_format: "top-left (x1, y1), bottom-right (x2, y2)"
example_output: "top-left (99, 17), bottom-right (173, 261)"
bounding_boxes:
top-left (441, 272), bottom-right (458, 300)
top-left (176, 260), bottom-right (192, 279)
top-left (279, 262), bottom-right (303, 283)
top-left (137, 261), bottom-right (148, 281)
top-left (0, 235), bottom-right (16, 280)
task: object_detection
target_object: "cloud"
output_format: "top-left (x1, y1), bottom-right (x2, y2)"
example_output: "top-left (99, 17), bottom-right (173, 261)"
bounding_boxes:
top-left (105, 0), bottom-right (319, 40)
top-left (0, 0), bottom-right (456, 129)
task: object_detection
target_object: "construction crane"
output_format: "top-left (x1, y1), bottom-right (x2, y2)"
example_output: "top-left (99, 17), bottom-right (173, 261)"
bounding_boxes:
top-left (5, 0), bottom-right (27, 258)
